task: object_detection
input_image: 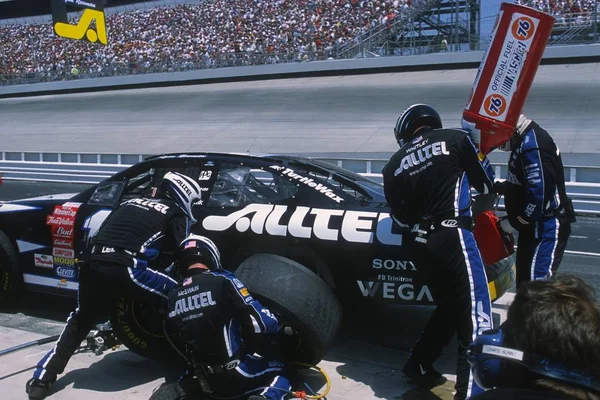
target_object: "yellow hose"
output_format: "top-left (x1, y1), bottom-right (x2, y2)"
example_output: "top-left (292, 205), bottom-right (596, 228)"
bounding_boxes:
top-left (291, 362), bottom-right (332, 399)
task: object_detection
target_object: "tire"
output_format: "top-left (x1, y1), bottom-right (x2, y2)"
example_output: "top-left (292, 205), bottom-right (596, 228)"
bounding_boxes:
top-left (149, 382), bottom-right (191, 400)
top-left (234, 254), bottom-right (343, 365)
top-left (0, 230), bottom-right (22, 309)
top-left (108, 295), bottom-right (177, 360)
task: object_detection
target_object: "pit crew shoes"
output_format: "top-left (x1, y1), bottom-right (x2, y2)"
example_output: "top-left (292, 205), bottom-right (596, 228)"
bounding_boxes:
top-left (26, 378), bottom-right (51, 400)
top-left (402, 358), bottom-right (447, 388)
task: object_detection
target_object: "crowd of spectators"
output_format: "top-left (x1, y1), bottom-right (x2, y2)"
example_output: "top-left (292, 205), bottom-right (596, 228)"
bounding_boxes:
top-left (517, 0), bottom-right (599, 26)
top-left (1, 0), bottom-right (424, 85)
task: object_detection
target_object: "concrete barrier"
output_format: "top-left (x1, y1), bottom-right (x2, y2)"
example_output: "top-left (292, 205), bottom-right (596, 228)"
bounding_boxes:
top-left (2, 43), bottom-right (600, 99)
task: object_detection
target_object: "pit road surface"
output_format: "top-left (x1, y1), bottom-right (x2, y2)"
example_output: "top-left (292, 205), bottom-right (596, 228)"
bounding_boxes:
top-left (1, 181), bottom-right (599, 400)
top-left (1, 63), bottom-right (599, 155)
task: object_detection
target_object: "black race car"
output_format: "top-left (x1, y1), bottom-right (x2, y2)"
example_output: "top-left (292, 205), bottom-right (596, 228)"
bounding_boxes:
top-left (0, 152), bottom-right (515, 363)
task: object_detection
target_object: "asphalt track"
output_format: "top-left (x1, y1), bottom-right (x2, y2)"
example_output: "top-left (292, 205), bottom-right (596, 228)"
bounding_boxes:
top-left (1, 63), bottom-right (600, 156)
top-left (0, 181), bottom-right (599, 400)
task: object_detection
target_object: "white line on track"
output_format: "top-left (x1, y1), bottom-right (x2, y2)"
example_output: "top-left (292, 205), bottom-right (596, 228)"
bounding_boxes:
top-left (570, 235), bottom-right (589, 239)
top-left (564, 249), bottom-right (600, 257)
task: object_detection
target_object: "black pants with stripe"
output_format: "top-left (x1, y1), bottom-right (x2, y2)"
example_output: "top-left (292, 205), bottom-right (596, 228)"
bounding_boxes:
top-left (408, 227), bottom-right (492, 400)
top-left (33, 262), bottom-right (176, 382)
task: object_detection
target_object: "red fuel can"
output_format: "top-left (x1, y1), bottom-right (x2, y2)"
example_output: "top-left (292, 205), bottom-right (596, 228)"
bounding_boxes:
top-left (462, 2), bottom-right (555, 155)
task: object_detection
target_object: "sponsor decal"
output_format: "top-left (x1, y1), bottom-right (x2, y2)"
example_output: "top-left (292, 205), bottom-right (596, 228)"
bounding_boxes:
top-left (269, 166), bottom-right (344, 203)
top-left (511, 16), bottom-right (535, 41)
top-left (240, 288), bottom-right (249, 296)
top-left (122, 198), bottom-right (169, 214)
top-left (479, 12), bottom-right (539, 122)
top-left (202, 204), bottom-right (403, 246)
top-left (54, 238), bottom-right (73, 247)
top-left (53, 247), bottom-right (75, 258)
top-left (168, 291), bottom-right (217, 317)
top-left (394, 141), bottom-right (450, 176)
top-left (476, 300), bottom-right (493, 335)
top-left (158, 154), bottom-right (207, 159)
top-left (54, 226), bottom-right (74, 239)
top-left (483, 94), bottom-right (507, 117)
top-left (376, 274), bottom-right (413, 283)
top-left (56, 266), bottom-right (76, 278)
top-left (178, 285), bottom-right (200, 297)
top-left (372, 259), bottom-right (416, 271)
top-left (57, 278), bottom-right (69, 287)
top-left (357, 280), bottom-right (434, 302)
top-left (440, 219), bottom-right (459, 228)
top-left (46, 216), bottom-right (75, 226)
top-left (54, 256), bottom-right (75, 267)
top-left (34, 254), bottom-right (54, 269)
top-left (199, 171), bottom-right (212, 180)
top-left (232, 278), bottom-right (245, 289)
top-left (47, 202), bottom-right (81, 249)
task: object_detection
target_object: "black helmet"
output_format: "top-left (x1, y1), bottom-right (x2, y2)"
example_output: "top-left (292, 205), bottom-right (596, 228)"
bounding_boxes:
top-left (394, 104), bottom-right (442, 146)
top-left (178, 234), bottom-right (222, 273)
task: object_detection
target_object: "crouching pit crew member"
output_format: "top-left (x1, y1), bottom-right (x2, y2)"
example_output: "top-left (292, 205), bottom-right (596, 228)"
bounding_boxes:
top-left (26, 172), bottom-right (204, 400)
top-left (164, 234), bottom-right (292, 400)
top-left (382, 104), bottom-right (496, 400)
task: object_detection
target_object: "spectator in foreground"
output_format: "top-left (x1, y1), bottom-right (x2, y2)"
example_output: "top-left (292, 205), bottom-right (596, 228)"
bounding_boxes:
top-left (468, 275), bottom-right (600, 400)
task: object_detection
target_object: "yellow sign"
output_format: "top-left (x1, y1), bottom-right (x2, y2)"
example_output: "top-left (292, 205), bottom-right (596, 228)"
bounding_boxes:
top-left (54, 9), bottom-right (107, 44)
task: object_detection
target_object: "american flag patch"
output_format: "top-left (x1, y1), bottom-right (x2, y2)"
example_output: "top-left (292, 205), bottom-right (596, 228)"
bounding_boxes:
top-left (185, 241), bottom-right (196, 249)
top-left (183, 277), bottom-right (193, 286)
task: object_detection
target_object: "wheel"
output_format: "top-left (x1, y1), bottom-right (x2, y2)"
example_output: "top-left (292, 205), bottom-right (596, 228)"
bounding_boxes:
top-left (108, 295), bottom-right (177, 360)
top-left (0, 231), bottom-right (22, 309)
top-left (149, 382), bottom-right (191, 400)
top-left (234, 254), bottom-right (343, 365)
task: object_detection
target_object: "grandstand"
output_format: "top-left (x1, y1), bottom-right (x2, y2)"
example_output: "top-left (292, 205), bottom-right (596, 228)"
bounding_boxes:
top-left (0, 0), bottom-right (598, 86)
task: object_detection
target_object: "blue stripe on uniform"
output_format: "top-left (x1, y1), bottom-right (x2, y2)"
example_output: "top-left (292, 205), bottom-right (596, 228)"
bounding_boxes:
top-left (531, 217), bottom-right (560, 281)
top-left (127, 267), bottom-right (177, 299)
top-left (458, 228), bottom-right (492, 399)
top-left (458, 173), bottom-right (472, 217)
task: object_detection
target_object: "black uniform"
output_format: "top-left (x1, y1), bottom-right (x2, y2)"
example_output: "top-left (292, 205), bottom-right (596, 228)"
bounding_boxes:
top-left (167, 269), bottom-right (291, 400)
top-left (504, 121), bottom-right (572, 288)
top-left (33, 197), bottom-right (188, 383)
top-left (382, 128), bottom-right (495, 400)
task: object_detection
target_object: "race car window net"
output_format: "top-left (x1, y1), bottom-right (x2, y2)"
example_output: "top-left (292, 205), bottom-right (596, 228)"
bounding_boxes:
top-left (287, 161), bottom-right (374, 203)
top-left (207, 164), bottom-right (298, 208)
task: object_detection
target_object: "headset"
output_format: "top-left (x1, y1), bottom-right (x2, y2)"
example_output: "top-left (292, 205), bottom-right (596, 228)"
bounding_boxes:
top-left (467, 328), bottom-right (600, 393)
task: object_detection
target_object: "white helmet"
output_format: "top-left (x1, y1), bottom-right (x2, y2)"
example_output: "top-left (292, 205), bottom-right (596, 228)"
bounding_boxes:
top-left (159, 172), bottom-right (203, 224)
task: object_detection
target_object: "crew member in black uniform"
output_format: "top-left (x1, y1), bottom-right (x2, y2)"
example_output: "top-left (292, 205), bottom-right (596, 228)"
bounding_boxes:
top-left (165, 234), bottom-right (291, 400)
top-left (26, 172), bottom-right (206, 400)
top-left (494, 115), bottom-right (574, 288)
top-left (382, 104), bottom-right (495, 400)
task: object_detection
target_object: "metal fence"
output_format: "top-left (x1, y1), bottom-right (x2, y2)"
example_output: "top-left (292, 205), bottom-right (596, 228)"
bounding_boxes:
top-left (1, 153), bottom-right (599, 215)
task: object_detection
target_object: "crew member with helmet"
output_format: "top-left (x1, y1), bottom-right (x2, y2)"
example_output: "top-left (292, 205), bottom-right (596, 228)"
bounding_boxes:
top-left (382, 104), bottom-right (496, 400)
top-left (493, 115), bottom-right (574, 288)
top-left (163, 234), bottom-right (291, 400)
top-left (468, 275), bottom-right (600, 400)
top-left (27, 172), bottom-right (205, 400)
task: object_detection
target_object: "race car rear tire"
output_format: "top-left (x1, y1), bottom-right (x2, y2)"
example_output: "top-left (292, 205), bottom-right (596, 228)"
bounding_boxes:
top-left (108, 295), bottom-right (177, 361)
top-left (149, 382), bottom-right (207, 400)
top-left (0, 231), bottom-right (21, 309)
top-left (234, 254), bottom-right (343, 365)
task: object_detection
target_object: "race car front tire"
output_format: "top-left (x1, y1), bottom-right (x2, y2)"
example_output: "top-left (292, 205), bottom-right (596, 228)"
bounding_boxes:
top-left (234, 253), bottom-right (343, 365)
top-left (108, 295), bottom-right (177, 360)
top-left (149, 381), bottom-right (206, 400)
top-left (0, 231), bottom-right (22, 309)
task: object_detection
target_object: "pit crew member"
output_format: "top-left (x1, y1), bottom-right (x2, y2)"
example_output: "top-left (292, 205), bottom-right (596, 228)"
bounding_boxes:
top-left (468, 275), bottom-right (600, 400)
top-left (382, 104), bottom-right (495, 400)
top-left (26, 172), bottom-right (204, 400)
top-left (494, 115), bottom-right (574, 288)
top-left (165, 234), bottom-right (292, 400)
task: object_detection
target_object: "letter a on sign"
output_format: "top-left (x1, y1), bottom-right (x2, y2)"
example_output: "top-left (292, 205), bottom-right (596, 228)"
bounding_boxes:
top-left (50, 0), bottom-right (108, 45)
